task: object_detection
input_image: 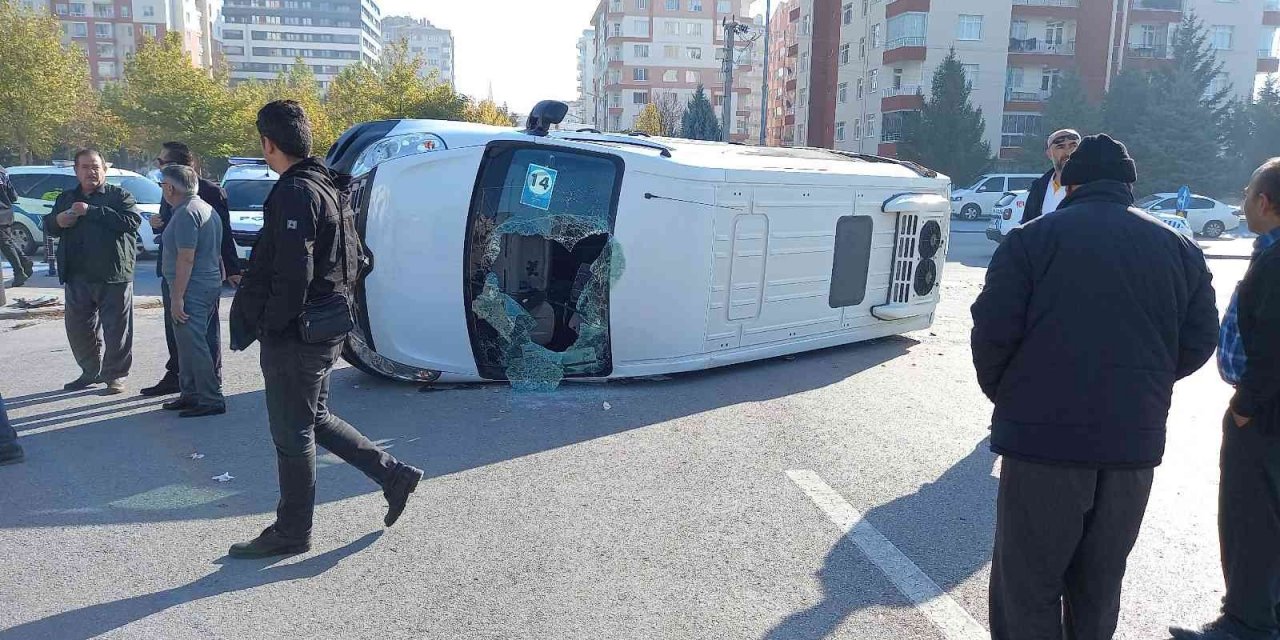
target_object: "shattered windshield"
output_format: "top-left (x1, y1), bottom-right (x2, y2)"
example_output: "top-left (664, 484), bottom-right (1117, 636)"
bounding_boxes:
top-left (464, 144), bottom-right (625, 392)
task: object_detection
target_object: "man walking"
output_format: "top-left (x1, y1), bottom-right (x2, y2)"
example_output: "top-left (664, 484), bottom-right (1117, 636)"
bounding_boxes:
top-left (43, 150), bottom-right (143, 395)
top-left (972, 134), bottom-right (1220, 639)
top-left (1020, 128), bottom-right (1081, 224)
top-left (157, 165), bottom-right (226, 418)
top-left (141, 142), bottom-right (241, 397)
top-left (1171, 158), bottom-right (1280, 640)
top-left (228, 100), bottom-right (423, 558)
top-left (0, 164), bottom-right (33, 287)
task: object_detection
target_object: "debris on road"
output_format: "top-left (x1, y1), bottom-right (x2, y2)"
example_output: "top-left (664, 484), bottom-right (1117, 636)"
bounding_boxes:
top-left (212, 473), bottom-right (234, 482)
top-left (189, 453), bottom-right (205, 460)
top-left (603, 402), bottom-right (612, 411)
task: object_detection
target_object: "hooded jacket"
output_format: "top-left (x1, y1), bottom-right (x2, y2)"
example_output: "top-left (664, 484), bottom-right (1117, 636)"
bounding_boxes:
top-left (229, 158), bottom-right (360, 350)
top-left (971, 180), bottom-right (1219, 468)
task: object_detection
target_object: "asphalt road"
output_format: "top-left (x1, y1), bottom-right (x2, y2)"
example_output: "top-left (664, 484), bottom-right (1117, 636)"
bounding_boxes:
top-left (0, 221), bottom-right (1256, 639)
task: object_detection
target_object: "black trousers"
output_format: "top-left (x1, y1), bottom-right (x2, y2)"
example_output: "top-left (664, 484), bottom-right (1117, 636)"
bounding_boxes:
top-left (161, 279), bottom-right (222, 380)
top-left (990, 456), bottom-right (1154, 640)
top-left (0, 224), bottom-right (29, 279)
top-left (1219, 411), bottom-right (1280, 639)
top-left (260, 333), bottom-right (398, 540)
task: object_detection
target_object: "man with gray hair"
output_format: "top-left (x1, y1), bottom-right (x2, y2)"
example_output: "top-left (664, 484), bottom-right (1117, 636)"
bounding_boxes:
top-left (158, 164), bottom-right (225, 417)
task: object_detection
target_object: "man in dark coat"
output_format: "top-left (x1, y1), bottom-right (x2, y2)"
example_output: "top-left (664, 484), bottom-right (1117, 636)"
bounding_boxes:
top-left (1019, 128), bottom-right (1080, 224)
top-left (226, 100), bottom-right (423, 559)
top-left (1171, 158), bottom-right (1280, 640)
top-left (972, 134), bottom-right (1220, 639)
top-left (140, 142), bottom-right (241, 397)
top-left (0, 164), bottom-right (34, 287)
top-left (42, 149), bottom-right (143, 395)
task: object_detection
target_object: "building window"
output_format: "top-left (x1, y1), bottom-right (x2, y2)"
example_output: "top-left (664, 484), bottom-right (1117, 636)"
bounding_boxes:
top-left (663, 69), bottom-right (679, 81)
top-left (801, 14), bottom-right (811, 35)
top-left (97, 61), bottom-right (115, 78)
top-left (882, 111), bottom-right (909, 142)
top-left (836, 121), bottom-right (846, 142)
top-left (686, 70), bottom-right (699, 82)
top-left (1010, 20), bottom-right (1028, 41)
top-left (94, 23), bottom-right (111, 38)
top-left (800, 51), bottom-right (809, 72)
top-left (957, 15), bottom-right (984, 41)
top-left (612, 22), bottom-right (622, 37)
top-left (632, 19), bottom-right (650, 36)
top-left (637, 0), bottom-right (648, 7)
top-left (869, 68), bottom-right (878, 92)
top-left (664, 44), bottom-right (680, 58)
top-left (687, 46), bottom-right (702, 59)
top-left (799, 88), bottom-right (807, 107)
top-left (871, 24), bottom-right (882, 48)
top-left (854, 119), bottom-right (862, 139)
top-left (69, 21), bottom-right (87, 37)
top-left (1212, 25), bottom-right (1234, 50)
top-left (887, 12), bottom-right (927, 49)
top-left (717, 0), bottom-right (730, 12)
top-left (859, 37), bottom-right (866, 59)
top-left (96, 43), bottom-right (115, 58)
top-left (856, 78), bottom-right (864, 99)
top-left (840, 44), bottom-right (850, 64)
top-left (843, 3), bottom-right (853, 24)
top-left (1040, 68), bottom-right (1060, 92)
top-left (610, 93), bottom-right (621, 107)
top-left (690, 0), bottom-right (702, 10)
top-left (892, 67), bottom-right (903, 89)
top-left (666, 0), bottom-right (678, 9)
top-left (687, 22), bottom-right (702, 36)
top-left (69, 1), bottom-right (84, 15)
top-left (634, 67), bottom-right (649, 81)
top-left (1002, 113), bottom-right (1043, 147)
top-left (224, 29), bottom-right (244, 39)
top-left (963, 64), bottom-right (980, 86)
top-left (865, 116), bottom-right (875, 139)
top-left (634, 91), bottom-right (650, 104)
top-left (664, 20), bottom-right (679, 35)
top-left (634, 44), bottom-right (649, 57)
top-left (838, 82), bottom-right (848, 103)
top-left (142, 4), bottom-right (154, 16)
top-left (1045, 21), bottom-right (1065, 46)
top-left (862, 0), bottom-right (868, 15)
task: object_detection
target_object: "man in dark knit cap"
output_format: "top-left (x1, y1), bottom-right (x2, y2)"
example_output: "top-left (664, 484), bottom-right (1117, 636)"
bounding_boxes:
top-left (972, 134), bottom-right (1220, 639)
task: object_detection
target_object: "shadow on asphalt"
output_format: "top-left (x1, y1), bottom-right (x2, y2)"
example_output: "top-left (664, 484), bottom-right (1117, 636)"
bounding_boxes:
top-left (0, 335), bottom-right (919, 535)
top-left (764, 438), bottom-right (997, 639)
top-left (0, 531), bottom-right (383, 640)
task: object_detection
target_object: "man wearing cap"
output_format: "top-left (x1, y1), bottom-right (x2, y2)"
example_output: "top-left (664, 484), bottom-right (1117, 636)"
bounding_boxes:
top-left (972, 134), bottom-right (1220, 638)
top-left (1020, 128), bottom-right (1081, 224)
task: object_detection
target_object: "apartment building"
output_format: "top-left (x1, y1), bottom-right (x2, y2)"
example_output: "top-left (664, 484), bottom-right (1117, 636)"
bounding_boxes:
top-left (778, 0), bottom-right (1279, 158)
top-left (382, 15), bottom-right (454, 86)
top-left (17, 0), bottom-right (218, 87)
top-left (586, 0), bottom-right (763, 142)
top-left (219, 0), bottom-right (382, 90)
top-left (577, 28), bottom-right (598, 127)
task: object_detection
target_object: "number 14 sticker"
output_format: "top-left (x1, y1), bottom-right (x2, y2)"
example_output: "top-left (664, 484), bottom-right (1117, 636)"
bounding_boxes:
top-left (520, 163), bottom-right (558, 211)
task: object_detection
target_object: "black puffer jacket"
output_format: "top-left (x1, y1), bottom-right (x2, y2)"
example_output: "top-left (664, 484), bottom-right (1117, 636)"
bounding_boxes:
top-left (971, 180), bottom-right (1219, 468)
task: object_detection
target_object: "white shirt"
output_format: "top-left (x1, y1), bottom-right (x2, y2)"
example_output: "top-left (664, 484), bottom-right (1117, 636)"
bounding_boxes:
top-left (1042, 175), bottom-right (1067, 216)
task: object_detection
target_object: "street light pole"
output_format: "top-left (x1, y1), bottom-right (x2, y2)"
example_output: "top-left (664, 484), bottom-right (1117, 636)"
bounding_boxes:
top-left (760, 0), bottom-right (770, 146)
top-left (721, 17), bottom-right (738, 143)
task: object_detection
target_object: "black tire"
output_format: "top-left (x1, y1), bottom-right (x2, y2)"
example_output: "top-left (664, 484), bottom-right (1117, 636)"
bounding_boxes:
top-left (1201, 220), bottom-right (1226, 239)
top-left (961, 204), bottom-right (982, 220)
top-left (10, 224), bottom-right (37, 255)
top-left (341, 337), bottom-right (389, 379)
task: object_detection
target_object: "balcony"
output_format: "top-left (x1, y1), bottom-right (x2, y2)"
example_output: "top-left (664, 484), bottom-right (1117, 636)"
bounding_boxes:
top-left (881, 84), bottom-right (924, 98)
top-left (1128, 42), bottom-right (1170, 58)
top-left (1009, 38), bottom-right (1076, 55)
top-left (885, 36), bottom-right (926, 50)
top-left (1262, 48), bottom-right (1278, 59)
top-left (1132, 0), bottom-right (1182, 10)
top-left (1005, 88), bottom-right (1052, 102)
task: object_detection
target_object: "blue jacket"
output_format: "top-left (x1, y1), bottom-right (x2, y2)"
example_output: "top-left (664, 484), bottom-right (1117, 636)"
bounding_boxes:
top-left (971, 180), bottom-right (1219, 468)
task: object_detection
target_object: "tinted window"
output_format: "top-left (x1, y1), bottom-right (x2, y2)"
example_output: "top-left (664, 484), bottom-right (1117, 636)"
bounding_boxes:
top-left (976, 178), bottom-right (1005, 193)
top-left (1190, 197), bottom-right (1215, 210)
top-left (829, 216), bottom-right (874, 308)
top-left (18, 174), bottom-right (79, 200)
top-left (1136, 195), bottom-right (1163, 208)
top-left (1007, 177), bottom-right (1035, 191)
top-left (1150, 198), bottom-right (1177, 210)
top-left (8, 174), bottom-right (49, 198)
top-left (224, 179), bottom-right (276, 211)
top-left (106, 176), bottom-right (163, 204)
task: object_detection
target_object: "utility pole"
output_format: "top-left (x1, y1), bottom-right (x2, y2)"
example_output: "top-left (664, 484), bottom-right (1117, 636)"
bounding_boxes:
top-left (720, 15), bottom-right (758, 143)
top-left (760, 0), bottom-right (770, 146)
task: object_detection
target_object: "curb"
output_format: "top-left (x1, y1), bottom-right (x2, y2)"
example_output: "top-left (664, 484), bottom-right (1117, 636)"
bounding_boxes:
top-left (0, 298), bottom-right (164, 321)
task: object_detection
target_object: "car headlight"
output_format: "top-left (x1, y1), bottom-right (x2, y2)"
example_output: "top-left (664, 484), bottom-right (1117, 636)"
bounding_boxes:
top-left (352, 132), bottom-right (446, 176)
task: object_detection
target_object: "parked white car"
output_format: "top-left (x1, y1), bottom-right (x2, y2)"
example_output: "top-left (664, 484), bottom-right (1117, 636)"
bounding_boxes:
top-left (1137, 192), bottom-right (1241, 238)
top-left (985, 191), bottom-right (1028, 244)
top-left (5, 164), bottom-right (163, 254)
top-left (220, 158), bottom-right (279, 261)
top-left (952, 173), bottom-right (1041, 220)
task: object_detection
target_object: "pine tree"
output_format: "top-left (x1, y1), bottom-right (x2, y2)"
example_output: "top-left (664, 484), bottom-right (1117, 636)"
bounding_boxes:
top-left (681, 85), bottom-right (722, 141)
top-left (1223, 80), bottom-right (1280, 190)
top-left (1100, 69), bottom-right (1152, 146)
top-left (896, 50), bottom-right (994, 187)
top-left (1012, 70), bottom-right (1100, 172)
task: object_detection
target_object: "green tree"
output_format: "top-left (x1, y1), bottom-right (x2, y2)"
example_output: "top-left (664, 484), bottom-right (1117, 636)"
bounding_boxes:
top-left (1012, 70), bottom-right (1101, 172)
top-left (634, 102), bottom-right (664, 136)
top-left (680, 85), bottom-right (721, 141)
top-left (265, 59), bottom-right (335, 155)
top-left (896, 50), bottom-right (994, 187)
top-left (0, 0), bottom-right (101, 162)
top-left (1125, 12), bottom-right (1231, 197)
top-left (1222, 80), bottom-right (1280, 193)
top-left (1100, 69), bottom-right (1152, 146)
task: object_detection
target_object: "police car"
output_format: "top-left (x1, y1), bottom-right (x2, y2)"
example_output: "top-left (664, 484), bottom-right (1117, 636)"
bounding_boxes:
top-left (324, 101), bottom-right (953, 388)
top-left (220, 158), bottom-right (279, 261)
top-left (5, 163), bottom-right (163, 254)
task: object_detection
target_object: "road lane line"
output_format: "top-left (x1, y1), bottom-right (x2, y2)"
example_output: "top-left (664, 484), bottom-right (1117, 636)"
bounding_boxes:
top-left (786, 469), bottom-right (989, 640)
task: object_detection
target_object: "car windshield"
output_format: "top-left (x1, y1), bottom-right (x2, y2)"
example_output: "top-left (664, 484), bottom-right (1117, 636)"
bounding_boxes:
top-left (107, 176), bottom-right (162, 204)
top-left (224, 179), bottom-right (275, 211)
top-left (1136, 195), bottom-right (1163, 208)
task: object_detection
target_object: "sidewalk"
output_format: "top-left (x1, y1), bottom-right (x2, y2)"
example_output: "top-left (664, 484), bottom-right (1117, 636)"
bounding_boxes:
top-left (1, 258), bottom-right (164, 320)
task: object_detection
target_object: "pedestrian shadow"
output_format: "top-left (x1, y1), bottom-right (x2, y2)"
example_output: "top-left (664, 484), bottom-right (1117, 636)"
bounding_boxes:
top-left (0, 335), bottom-right (918, 532)
top-left (764, 438), bottom-right (997, 639)
top-left (2, 388), bottom-right (102, 409)
top-left (0, 531), bottom-right (382, 640)
top-left (12, 396), bottom-right (167, 431)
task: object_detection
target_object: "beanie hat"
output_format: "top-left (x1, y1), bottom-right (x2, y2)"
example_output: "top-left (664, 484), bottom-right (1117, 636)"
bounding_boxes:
top-left (1059, 134), bottom-right (1138, 186)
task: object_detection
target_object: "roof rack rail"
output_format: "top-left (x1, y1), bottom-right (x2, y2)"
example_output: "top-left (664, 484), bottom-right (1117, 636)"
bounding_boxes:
top-left (227, 156), bottom-right (268, 166)
top-left (827, 150), bottom-right (938, 178)
top-left (551, 131), bottom-right (674, 158)
top-left (575, 127), bottom-right (602, 134)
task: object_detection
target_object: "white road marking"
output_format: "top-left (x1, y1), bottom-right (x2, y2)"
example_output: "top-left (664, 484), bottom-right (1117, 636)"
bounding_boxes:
top-left (786, 469), bottom-right (989, 640)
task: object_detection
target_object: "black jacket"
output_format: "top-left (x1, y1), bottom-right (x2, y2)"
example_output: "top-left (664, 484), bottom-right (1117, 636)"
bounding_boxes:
top-left (229, 158), bottom-right (359, 350)
top-left (1228, 242), bottom-right (1280, 427)
top-left (971, 180), bottom-right (1219, 468)
top-left (1018, 169), bottom-right (1055, 224)
top-left (0, 167), bottom-right (16, 226)
top-left (42, 182), bottom-right (142, 284)
top-left (156, 177), bottom-right (239, 277)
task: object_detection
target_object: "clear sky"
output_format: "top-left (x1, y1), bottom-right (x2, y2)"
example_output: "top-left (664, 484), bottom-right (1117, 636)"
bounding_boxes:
top-left (376, 0), bottom-right (765, 114)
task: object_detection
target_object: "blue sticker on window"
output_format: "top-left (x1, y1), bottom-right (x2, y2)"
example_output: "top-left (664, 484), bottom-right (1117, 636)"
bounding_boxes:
top-left (520, 164), bottom-right (558, 211)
